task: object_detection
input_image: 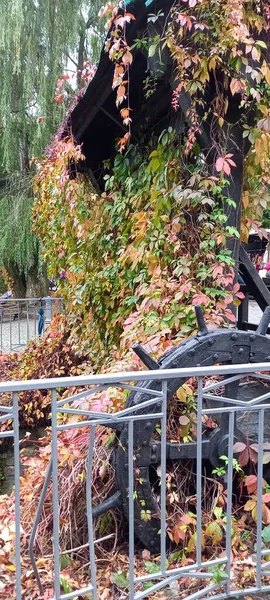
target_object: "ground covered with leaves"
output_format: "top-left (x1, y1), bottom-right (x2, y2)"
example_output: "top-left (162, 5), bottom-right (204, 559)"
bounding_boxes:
top-left (0, 324), bottom-right (270, 598)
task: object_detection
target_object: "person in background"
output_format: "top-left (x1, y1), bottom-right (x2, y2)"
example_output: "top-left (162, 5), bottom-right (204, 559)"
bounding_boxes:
top-left (265, 258), bottom-right (270, 272)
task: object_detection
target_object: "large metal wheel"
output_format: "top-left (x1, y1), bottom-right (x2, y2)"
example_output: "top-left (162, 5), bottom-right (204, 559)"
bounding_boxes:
top-left (113, 306), bottom-right (270, 552)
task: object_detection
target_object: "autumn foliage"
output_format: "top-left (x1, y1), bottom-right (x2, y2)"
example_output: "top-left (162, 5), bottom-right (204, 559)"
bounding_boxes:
top-left (2, 1), bottom-right (270, 597)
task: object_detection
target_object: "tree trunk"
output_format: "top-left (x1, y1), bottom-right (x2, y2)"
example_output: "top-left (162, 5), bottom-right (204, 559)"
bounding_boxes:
top-left (77, 28), bottom-right (86, 87)
top-left (25, 264), bottom-right (49, 297)
top-left (4, 261), bottom-right (27, 298)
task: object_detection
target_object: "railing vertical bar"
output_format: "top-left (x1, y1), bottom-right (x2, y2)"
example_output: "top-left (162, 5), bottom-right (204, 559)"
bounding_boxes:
top-left (51, 388), bottom-right (61, 599)
top-left (196, 377), bottom-right (203, 566)
top-left (17, 301), bottom-right (21, 346)
top-left (86, 425), bottom-right (97, 600)
top-left (34, 301), bottom-right (37, 336)
top-left (129, 418), bottom-right (135, 600)
top-left (27, 300), bottom-right (30, 344)
top-left (256, 408), bottom-right (264, 589)
top-left (13, 391), bottom-right (21, 600)
top-left (225, 410), bottom-right (234, 595)
top-left (1, 308), bottom-right (3, 351)
top-left (160, 379), bottom-right (167, 574)
top-left (9, 307), bottom-right (12, 351)
top-left (29, 459), bottom-right (53, 594)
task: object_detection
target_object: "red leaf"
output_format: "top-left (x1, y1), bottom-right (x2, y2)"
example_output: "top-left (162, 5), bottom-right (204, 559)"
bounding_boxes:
top-left (54, 93), bottom-right (65, 103)
top-left (37, 116), bottom-right (46, 123)
top-left (238, 447), bottom-right (249, 467)
top-left (192, 293), bottom-right (210, 306)
top-left (233, 441), bottom-right (246, 453)
top-left (223, 161), bottom-right (231, 176)
top-left (250, 448), bottom-right (258, 464)
top-left (245, 474), bottom-right (258, 494)
top-left (181, 514), bottom-right (193, 525)
top-left (215, 157), bottom-right (224, 172)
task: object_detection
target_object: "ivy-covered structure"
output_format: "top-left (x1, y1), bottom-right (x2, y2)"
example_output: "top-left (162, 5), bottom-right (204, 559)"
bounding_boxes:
top-left (69, 0), bottom-right (270, 313)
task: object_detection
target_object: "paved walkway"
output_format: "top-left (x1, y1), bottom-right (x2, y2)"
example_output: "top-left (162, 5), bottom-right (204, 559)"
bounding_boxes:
top-left (248, 299), bottom-right (264, 326)
top-left (0, 318), bottom-right (38, 353)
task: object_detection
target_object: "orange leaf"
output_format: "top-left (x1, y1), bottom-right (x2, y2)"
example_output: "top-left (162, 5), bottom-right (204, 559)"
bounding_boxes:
top-left (262, 504), bottom-right (270, 524)
top-left (117, 85), bottom-right (126, 97)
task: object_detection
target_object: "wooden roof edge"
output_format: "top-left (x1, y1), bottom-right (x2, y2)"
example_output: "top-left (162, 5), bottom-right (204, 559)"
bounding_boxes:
top-left (71, 0), bottom-right (150, 142)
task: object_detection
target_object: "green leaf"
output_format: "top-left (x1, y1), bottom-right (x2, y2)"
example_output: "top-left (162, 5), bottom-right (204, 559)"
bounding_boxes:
top-left (262, 525), bottom-right (270, 544)
top-left (205, 521), bottom-right (223, 544)
top-left (213, 506), bottom-right (223, 520)
top-left (60, 554), bottom-right (72, 569)
top-left (148, 44), bottom-right (157, 57)
top-left (143, 581), bottom-right (154, 590)
top-left (144, 561), bottom-right (161, 574)
top-left (112, 571), bottom-right (129, 588)
top-left (60, 578), bottom-right (75, 596)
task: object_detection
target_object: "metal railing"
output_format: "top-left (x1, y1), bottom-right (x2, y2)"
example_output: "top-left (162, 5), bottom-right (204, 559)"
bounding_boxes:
top-left (0, 296), bottom-right (63, 352)
top-left (2, 363), bottom-right (270, 599)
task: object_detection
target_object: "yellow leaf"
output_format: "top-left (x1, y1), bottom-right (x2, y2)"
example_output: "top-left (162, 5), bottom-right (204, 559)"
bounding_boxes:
top-left (208, 56), bottom-right (217, 71)
top-left (244, 499), bottom-right (257, 511)
top-left (242, 192), bottom-right (249, 209)
top-left (183, 383), bottom-right (193, 396)
top-left (233, 298), bottom-right (241, 307)
top-left (176, 384), bottom-right (193, 403)
top-left (261, 61), bottom-right (270, 85)
top-left (252, 505), bottom-right (257, 521)
top-left (177, 387), bottom-right (187, 403)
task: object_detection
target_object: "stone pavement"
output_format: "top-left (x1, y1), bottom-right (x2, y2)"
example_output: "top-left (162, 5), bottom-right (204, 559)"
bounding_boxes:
top-left (248, 299), bottom-right (264, 326)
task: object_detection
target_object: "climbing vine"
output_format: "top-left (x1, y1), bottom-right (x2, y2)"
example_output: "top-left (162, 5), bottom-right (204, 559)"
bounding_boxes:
top-left (33, 127), bottom-right (244, 366)
top-left (102, 0), bottom-right (270, 236)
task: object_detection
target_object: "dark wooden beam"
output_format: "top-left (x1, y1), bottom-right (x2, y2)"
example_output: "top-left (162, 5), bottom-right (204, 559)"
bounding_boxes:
top-left (239, 245), bottom-right (270, 312)
top-left (100, 107), bottom-right (127, 132)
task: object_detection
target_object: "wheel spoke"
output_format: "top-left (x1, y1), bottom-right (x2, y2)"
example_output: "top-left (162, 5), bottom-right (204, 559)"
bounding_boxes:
top-left (147, 439), bottom-right (210, 464)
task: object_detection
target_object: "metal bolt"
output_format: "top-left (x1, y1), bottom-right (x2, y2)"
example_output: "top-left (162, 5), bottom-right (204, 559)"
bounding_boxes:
top-left (196, 363), bottom-right (201, 367)
top-left (143, 440), bottom-right (147, 446)
top-left (238, 347), bottom-right (243, 355)
top-left (213, 353), bottom-right (219, 360)
top-left (136, 453), bottom-right (141, 460)
top-left (188, 349), bottom-right (195, 357)
top-left (231, 333), bottom-right (238, 340)
top-left (145, 422), bottom-right (152, 430)
top-left (151, 455), bottom-right (156, 462)
top-left (250, 334), bottom-right (255, 341)
top-left (152, 444), bottom-right (157, 452)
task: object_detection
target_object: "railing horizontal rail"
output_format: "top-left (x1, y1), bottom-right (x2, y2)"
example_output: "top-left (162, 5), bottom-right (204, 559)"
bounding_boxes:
top-left (0, 361), bottom-right (269, 391)
top-left (0, 297), bottom-right (63, 303)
